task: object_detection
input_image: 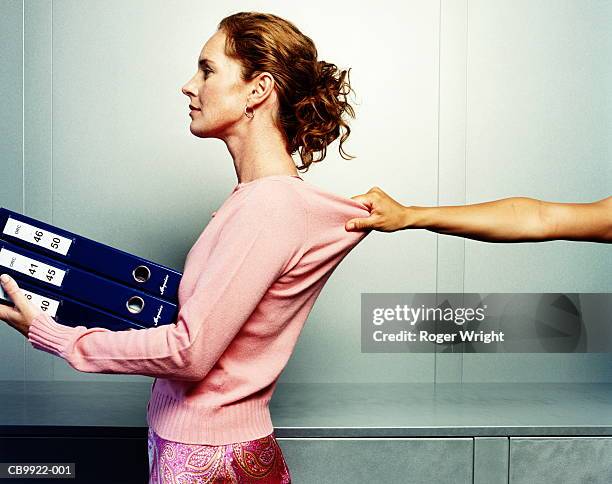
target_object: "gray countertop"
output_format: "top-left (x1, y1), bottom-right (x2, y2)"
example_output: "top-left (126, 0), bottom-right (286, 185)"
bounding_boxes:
top-left (1, 381), bottom-right (610, 437)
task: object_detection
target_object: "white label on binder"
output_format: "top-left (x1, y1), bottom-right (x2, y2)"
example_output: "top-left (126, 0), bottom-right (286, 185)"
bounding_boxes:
top-left (0, 248), bottom-right (66, 287)
top-left (21, 289), bottom-right (59, 318)
top-left (2, 217), bottom-right (72, 256)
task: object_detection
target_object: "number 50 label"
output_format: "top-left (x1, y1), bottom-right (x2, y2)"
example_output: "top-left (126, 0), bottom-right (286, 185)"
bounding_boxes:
top-left (0, 248), bottom-right (66, 287)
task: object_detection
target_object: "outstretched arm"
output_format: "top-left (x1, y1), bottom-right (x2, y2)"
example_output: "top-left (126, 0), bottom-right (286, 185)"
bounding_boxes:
top-left (406, 196), bottom-right (612, 242)
top-left (345, 186), bottom-right (612, 243)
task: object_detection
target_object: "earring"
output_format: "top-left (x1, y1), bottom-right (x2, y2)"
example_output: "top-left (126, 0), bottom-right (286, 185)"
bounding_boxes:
top-left (244, 104), bottom-right (254, 119)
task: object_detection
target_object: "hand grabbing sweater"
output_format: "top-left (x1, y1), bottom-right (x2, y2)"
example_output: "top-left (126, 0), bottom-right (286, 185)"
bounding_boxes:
top-left (27, 174), bottom-right (371, 444)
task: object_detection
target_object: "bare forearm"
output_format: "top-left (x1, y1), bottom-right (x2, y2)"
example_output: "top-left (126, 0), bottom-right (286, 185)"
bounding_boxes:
top-left (403, 196), bottom-right (612, 242)
top-left (542, 196), bottom-right (612, 242)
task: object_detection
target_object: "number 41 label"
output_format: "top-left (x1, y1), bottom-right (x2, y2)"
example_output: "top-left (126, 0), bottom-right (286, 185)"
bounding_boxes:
top-left (0, 248), bottom-right (66, 287)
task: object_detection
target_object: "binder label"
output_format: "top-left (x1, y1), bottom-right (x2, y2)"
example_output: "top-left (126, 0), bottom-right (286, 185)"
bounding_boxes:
top-left (0, 248), bottom-right (66, 287)
top-left (20, 289), bottom-right (60, 318)
top-left (3, 217), bottom-right (72, 256)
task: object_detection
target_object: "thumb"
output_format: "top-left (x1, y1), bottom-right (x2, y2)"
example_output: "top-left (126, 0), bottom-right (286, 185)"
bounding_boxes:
top-left (346, 216), bottom-right (374, 231)
top-left (1, 274), bottom-right (16, 296)
top-left (0, 275), bottom-right (24, 308)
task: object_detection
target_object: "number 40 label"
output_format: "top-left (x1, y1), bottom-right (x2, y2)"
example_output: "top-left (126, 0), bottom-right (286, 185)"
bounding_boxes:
top-left (21, 290), bottom-right (60, 318)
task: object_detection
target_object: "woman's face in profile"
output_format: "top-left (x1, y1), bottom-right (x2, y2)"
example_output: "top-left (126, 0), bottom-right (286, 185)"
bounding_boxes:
top-left (181, 29), bottom-right (250, 139)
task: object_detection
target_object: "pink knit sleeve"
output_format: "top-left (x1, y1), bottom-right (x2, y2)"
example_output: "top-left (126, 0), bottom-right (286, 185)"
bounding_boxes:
top-left (27, 182), bottom-right (307, 381)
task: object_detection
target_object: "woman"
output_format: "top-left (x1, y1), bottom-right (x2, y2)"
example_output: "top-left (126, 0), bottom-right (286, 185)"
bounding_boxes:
top-left (0, 12), bottom-right (370, 483)
top-left (345, 186), bottom-right (612, 243)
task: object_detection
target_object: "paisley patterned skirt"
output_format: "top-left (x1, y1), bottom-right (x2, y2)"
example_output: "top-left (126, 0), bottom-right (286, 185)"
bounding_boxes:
top-left (147, 427), bottom-right (291, 483)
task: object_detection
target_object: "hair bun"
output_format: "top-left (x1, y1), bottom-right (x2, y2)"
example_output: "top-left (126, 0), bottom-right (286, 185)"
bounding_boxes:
top-left (313, 60), bottom-right (333, 93)
top-left (293, 59), bottom-right (355, 167)
top-left (313, 60), bottom-right (353, 99)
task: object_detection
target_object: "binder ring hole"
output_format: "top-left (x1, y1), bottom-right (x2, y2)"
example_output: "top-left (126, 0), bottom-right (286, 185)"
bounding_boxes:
top-left (133, 265), bottom-right (151, 283)
top-left (126, 296), bottom-right (145, 314)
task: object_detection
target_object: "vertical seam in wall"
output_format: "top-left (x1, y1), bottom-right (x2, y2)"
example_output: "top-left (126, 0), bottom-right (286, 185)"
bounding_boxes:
top-left (22, 0), bottom-right (26, 387)
top-left (461, 0), bottom-right (469, 384)
top-left (459, 0), bottom-right (470, 383)
top-left (434, 0), bottom-right (442, 384)
top-left (463, 1), bottom-right (468, 299)
top-left (435, 0), bottom-right (441, 290)
top-left (51, 0), bottom-right (53, 227)
top-left (22, 0), bottom-right (25, 213)
top-left (51, 0), bottom-right (55, 381)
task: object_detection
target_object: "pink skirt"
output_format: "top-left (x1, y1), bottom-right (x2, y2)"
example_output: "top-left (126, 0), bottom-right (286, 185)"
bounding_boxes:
top-left (148, 427), bottom-right (291, 483)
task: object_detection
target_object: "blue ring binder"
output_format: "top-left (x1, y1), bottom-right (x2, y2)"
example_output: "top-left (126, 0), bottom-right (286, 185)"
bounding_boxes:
top-left (0, 239), bottom-right (178, 327)
top-left (0, 207), bottom-right (182, 302)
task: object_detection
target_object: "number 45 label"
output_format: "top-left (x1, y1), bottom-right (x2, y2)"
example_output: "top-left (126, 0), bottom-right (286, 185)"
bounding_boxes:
top-left (0, 248), bottom-right (66, 287)
top-left (3, 218), bottom-right (72, 256)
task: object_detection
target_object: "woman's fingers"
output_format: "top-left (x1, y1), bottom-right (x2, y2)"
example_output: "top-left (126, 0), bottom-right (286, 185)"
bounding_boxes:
top-left (347, 188), bottom-right (386, 231)
top-left (350, 193), bottom-right (374, 210)
top-left (346, 187), bottom-right (407, 232)
top-left (0, 275), bottom-right (41, 329)
top-left (0, 275), bottom-right (28, 314)
top-left (0, 304), bottom-right (21, 324)
top-left (0, 299), bottom-right (29, 337)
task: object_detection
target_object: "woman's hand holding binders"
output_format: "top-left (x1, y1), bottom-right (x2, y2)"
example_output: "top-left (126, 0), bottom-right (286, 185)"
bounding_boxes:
top-left (0, 274), bottom-right (43, 338)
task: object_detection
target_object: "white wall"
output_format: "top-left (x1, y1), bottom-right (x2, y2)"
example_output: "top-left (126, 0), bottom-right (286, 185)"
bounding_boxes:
top-left (1, 0), bottom-right (610, 384)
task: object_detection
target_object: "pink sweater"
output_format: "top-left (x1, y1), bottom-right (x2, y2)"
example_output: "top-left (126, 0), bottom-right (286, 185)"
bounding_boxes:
top-left (27, 174), bottom-right (370, 445)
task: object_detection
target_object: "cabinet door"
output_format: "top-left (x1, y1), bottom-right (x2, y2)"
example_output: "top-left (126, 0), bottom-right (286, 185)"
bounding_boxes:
top-left (277, 438), bottom-right (473, 484)
top-left (510, 437), bottom-right (612, 484)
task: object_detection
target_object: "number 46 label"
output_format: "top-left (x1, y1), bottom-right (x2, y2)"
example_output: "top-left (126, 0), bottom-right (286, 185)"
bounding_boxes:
top-left (3, 218), bottom-right (72, 256)
top-left (0, 248), bottom-right (66, 287)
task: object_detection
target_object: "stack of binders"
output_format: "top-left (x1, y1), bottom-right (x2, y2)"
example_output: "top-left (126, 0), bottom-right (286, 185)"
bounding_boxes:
top-left (0, 207), bottom-right (182, 331)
